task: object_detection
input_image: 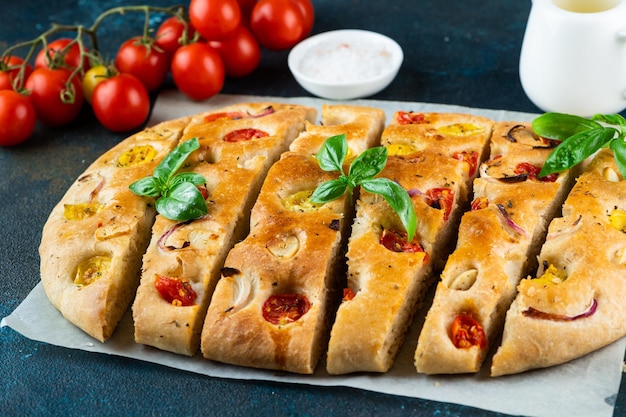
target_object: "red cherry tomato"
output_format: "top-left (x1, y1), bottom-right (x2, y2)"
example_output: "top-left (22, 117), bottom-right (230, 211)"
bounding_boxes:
top-left (115, 37), bottom-right (170, 92)
top-left (155, 16), bottom-right (197, 57)
top-left (424, 187), bottom-right (455, 221)
top-left (0, 56), bottom-right (33, 91)
top-left (154, 275), bottom-right (198, 306)
top-left (262, 293), bottom-right (311, 325)
top-left (25, 67), bottom-right (84, 127)
top-left (450, 313), bottom-right (487, 349)
top-left (0, 90), bottom-right (36, 146)
top-left (35, 38), bottom-right (89, 70)
top-left (209, 25), bottom-right (261, 78)
top-left (171, 42), bottom-right (225, 101)
top-left (250, 0), bottom-right (314, 50)
top-left (189, 0), bottom-right (241, 41)
top-left (91, 73), bottom-right (150, 133)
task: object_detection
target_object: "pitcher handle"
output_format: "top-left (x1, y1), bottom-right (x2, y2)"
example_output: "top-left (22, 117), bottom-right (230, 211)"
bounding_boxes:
top-left (618, 27), bottom-right (626, 41)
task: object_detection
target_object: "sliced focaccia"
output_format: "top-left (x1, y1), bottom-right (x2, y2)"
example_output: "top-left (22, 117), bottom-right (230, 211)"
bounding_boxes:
top-left (200, 105), bottom-right (385, 374)
top-left (326, 112), bottom-right (494, 374)
top-left (414, 122), bottom-right (577, 374)
top-left (491, 149), bottom-right (626, 376)
top-left (39, 118), bottom-right (190, 342)
top-left (132, 103), bottom-right (317, 356)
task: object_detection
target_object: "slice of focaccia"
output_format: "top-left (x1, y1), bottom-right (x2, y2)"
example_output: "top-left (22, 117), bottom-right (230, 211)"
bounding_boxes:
top-left (326, 112), bottom-right (494, 374)
top-left (414, 122), bottom-right (577, 374)
top-left (39, 118), bottom-right (190, 342)
top-left (200, 105), bottom-right (385, 374)
top-left (132, 103), bottom-right (316, 356)
top-left (491, 149), bottom-right (626, 376)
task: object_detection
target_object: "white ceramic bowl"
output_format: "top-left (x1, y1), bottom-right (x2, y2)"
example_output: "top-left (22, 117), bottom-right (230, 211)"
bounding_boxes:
top-left (288, 29), bottom-right (404, 100)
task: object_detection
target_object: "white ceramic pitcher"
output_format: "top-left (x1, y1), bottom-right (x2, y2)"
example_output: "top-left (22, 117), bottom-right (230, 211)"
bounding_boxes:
top-left (519, 0), bottom-right (626, 116)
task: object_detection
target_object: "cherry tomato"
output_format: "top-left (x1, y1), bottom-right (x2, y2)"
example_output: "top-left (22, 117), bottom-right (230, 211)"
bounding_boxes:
top-left (35, 38), bottom-right (89, 70)
top-left (115, 37), bottom-right (170, 92)
top-left (424, 188), bottom-right (455, 221)
top-left (189, 0), bottom-right (241, 41)
top-left (209, 25), bottom-right (261, 78)
top-left (0, 56), bottom-right (33, 91)
top-left (236, 0), bottom-right (258, 25)
top-left (450, 313), bottom-right (487, 349)
top-left (25, 67), bottom-right (84, 127)
top-left (250, 0), bottom-right (314, 50)
top-left (0, 90), bottom-right (36, 146)
top-left (81, 65), bottom-right (109, 104)
top-left (155, 16), bottom-right (197, 56)
top-left (223, 128), bottom-right (268, 142)
top-left (154, 275), bottom-right (198, 306)
top-left (262, 294), bottom-right (311, 325)
top-left (171, 42), bottom-right (225, 101)
top-left (91, 73), bottom-right (150, 132)
top-left (379, 229), bottom-right (430, 263)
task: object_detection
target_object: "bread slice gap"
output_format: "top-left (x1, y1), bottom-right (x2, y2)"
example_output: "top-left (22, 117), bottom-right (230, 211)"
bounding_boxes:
top-left (491, 148), bottom-right (626, 376)
top-left (200, 105), bottom-right (385, 373)
top-left (414, 121), bottom-right (579, 374)
top-left (326, 111), bottom-right (494, 374)
top-left (132, 103), bottom-right (317, 356)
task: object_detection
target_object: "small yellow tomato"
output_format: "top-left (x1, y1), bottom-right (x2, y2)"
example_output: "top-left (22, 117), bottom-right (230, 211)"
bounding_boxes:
top-left (81, 65), bottom-right (109, 104)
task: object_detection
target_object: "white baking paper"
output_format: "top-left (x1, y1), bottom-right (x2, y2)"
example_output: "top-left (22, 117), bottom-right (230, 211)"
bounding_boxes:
top-left (3, 90), bottom-right (624, 417)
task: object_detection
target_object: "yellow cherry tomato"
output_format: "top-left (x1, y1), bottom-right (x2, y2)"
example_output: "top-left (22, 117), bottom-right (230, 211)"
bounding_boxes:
top-left (81, 65), bottom-right (109, 104)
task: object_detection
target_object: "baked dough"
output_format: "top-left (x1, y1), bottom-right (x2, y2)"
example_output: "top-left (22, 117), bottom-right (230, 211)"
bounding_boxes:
top-left (326, 112), bottom-right (494, 374)
top-left (39, 117), bottom-right (190, 341)
top-left (200, 105), bottom-right (385, 373)
top-left (491, 148), bottom-right (626, 376)
top-left (132, 103), bottom-right (316, 355)
top-left (414, 122), bottom-right (577, 374)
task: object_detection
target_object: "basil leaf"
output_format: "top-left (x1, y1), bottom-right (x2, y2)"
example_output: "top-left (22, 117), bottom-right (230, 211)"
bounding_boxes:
top-left (316, 134), bottom-right (347, 173)
top-left (360, 177), bottom-right (417, 241)
top-left (540, 127), bottom-right (617, 177)
top-left (610, 139), bottom-right (626, 178)
top-left (154, 138), bottom-right (200, 182)
top-left (169, 172), bottom-right (207, 188)
top-left (311, 177), bottom-right (349, 203)
top-left (533, 112), bottom-right (602, 141)
top-left (591, 113), bottom-right (626, 127)
top-left (349, 146), bottom-right (388, 184)
top-left (129, 176), bottom-right (162, 197)
top-left (156, 181), bottom-right (208, 221)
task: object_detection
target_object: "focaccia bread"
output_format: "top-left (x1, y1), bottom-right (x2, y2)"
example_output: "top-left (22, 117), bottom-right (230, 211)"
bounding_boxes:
top-left (326, 112), bottom-right (494, 374)
top-left (414, 122), bottom-right (577, 374)
top-left (132, 103), bottom-right (317, 355)
top-left (39, 118), bottom-right (190, 342)
top-left (491, 148), bottom-right (626, 376)
top-left (200, 105), bottom-right (385, 374)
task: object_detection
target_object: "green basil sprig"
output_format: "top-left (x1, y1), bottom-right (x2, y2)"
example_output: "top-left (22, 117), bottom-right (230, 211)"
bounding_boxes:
top-left (533, 112), bottom-right (626, 178)
top-left (129, 137), bottom-right (208, 221)
top-left (310, 134), bottom-right (417, 241)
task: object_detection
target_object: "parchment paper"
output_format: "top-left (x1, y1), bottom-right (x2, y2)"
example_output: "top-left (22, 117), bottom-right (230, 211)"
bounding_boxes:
top-left (3, 90), bottom-right (624, 417)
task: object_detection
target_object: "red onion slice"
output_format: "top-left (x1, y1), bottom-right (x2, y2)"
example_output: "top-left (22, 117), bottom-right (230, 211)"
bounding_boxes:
top-left (496, 203), bottom-right (527, 237)
top-left (523, 298), bottom-right (598, 321)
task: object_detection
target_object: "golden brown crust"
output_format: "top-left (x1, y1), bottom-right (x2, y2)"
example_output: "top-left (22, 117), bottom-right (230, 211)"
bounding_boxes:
top-left (414, 122), bottom-right (577, 374)
top-left (491, 149), bottom-right (626, 376)
top-left (132, 103), bottom-right (317, 355)
top-left (39, 117), bottom-right (190, 341)
top-left (201, 105), bottom-right (385, 373)
top-left (326, 113), bottom-right (493, 374)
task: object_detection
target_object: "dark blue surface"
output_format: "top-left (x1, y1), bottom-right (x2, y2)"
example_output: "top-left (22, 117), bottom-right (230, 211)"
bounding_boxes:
top-left (1, 1), bottom-right (624, 416)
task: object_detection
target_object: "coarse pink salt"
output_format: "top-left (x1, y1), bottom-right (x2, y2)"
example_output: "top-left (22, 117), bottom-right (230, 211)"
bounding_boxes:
top-left (297, 40), bottom-right (393, 84)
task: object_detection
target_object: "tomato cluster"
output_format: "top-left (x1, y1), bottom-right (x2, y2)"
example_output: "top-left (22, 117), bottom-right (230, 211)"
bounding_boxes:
top-left (0, 0), bottom-right (314, 147)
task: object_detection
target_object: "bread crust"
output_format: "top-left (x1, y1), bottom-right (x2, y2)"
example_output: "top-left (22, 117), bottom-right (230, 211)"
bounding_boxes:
top-left (132, 103), bottom-right (317, 355)
top-left (39, 117), bottom-right (190, 341)
top-left (201, 105), bottom-right (385, 373)
top-left (491, 149), bottom-right (626, 376)
top-left (415, 122), bottom-right (577, 374)
top-left (326, 112), bottom-right (494, 374)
